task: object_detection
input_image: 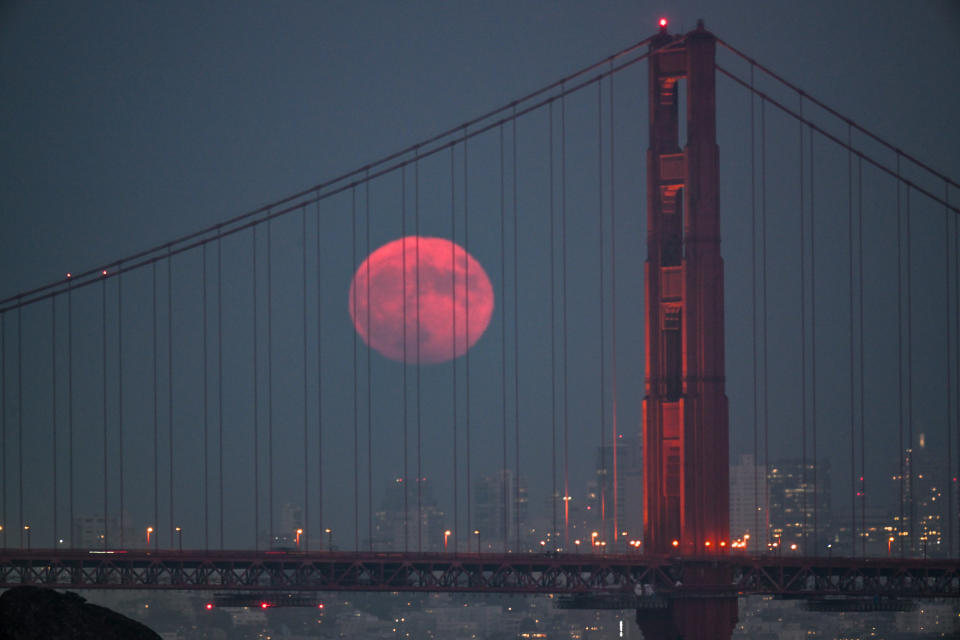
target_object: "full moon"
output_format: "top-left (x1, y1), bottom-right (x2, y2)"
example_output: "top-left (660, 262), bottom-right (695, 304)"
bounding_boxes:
top-left (348, 236), bottom-right (495, 364)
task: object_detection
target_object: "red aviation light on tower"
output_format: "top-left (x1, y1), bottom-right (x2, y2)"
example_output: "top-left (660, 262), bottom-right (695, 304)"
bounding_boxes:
top-left (658, 17), bottom-right (668, 30)
top-left (204, 603), bottom-right (213, 611)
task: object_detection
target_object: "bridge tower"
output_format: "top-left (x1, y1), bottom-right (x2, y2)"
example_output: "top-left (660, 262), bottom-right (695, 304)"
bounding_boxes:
top-left (638, 20), bottom-right (738, 640)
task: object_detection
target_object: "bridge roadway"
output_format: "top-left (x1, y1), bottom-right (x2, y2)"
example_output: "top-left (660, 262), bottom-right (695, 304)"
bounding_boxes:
top-left (0, 550), bottom-right (956, 600)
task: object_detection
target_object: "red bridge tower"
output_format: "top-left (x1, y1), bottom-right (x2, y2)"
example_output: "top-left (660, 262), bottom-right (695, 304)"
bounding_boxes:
top-left (638, 20), bottom-right (738, 640)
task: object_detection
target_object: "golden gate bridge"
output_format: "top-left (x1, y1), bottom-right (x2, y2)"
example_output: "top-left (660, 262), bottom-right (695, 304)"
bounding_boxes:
top-left (1, 20), bottom-right (958, 639)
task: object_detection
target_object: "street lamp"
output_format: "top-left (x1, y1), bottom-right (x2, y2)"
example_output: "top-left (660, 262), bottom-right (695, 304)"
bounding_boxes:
top-left (574, 539), bottom-right (581, 553)
top-left (590, 531), bottom-right (598, 548)
top-left (23, 525), bottom-right (30, 550)
top-left (473, 530), bottom-right (480, 553)
top-left (887, 536), bottom-right (894, 556)
top-left (175, 527), bottom-right (182, 552)
top-left (146, 527), bottom-right (154, 548)
top-left (324, 528), bottom-right (332, 551)
top-left (296, 528), bottom-right (303, 547)
top-left (444, 530), bottom-right (452, 552)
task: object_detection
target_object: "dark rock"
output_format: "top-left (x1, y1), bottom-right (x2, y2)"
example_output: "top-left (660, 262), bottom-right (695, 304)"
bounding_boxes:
top-left (0, 585), bottom-right (161, 640)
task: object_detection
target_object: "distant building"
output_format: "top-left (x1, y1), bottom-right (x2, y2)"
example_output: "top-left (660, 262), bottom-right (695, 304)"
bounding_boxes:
top-left (371, 476), bottom-right (446, 551)
top-left (584, 436), bottom-right (643, 549)
top-left (72, 513), bottom-right (126, 549)
top-left (473, 469), bottom-right (527, 551)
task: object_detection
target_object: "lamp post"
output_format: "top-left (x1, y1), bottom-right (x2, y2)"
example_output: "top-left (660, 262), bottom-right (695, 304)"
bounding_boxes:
top-left (473, 530), bottom-right (480, 553)
top-left (175, 527), bottom-right (182, 552)
top-left (296, 528), bottom-right (303, 548)
top-left (24, 525), bottom-right (31, 550)
top-left (443, 530), bottom-right (452, 552)
top-left (887, 536), bottom-right (894, 556)
top-left (0, 524), bottom-right (4, 549)
top-left (324, 528), bottom-right (332, 551)
top-left (590, 531), bottom-right (598, 550)
top-left (574, 539), bottom-right (581, 554)
top-left (146, 527), bottom-right (154, 548)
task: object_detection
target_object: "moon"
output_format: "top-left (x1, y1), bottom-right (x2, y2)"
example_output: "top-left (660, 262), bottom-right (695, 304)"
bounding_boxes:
top-left (348, 236), bottom-right (495, 364)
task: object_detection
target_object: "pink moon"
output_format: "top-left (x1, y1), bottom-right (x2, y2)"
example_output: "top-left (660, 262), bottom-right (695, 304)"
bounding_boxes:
top-left (348, 236), bottom-right (495, 364)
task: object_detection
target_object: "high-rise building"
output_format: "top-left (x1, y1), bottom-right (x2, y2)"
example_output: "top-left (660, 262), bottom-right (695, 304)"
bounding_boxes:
top-left (767, 459), bottom-right (832, 553)
top-left (729, 453), bottom-right (765, 545)
top-left (893, 432), bottom-right (951, 557)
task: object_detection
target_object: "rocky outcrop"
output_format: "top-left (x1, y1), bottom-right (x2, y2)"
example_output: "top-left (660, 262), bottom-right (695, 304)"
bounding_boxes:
top-left (0, 586), bottom-right (160, 640)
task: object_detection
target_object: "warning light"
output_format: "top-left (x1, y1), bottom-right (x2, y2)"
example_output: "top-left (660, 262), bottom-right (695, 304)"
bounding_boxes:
top-left (318, 603), bottom-right (324, 609)
top-left (260, 602), bottom-right (270, 609)
top-left (704, 540), bottom-right (711, 547)
top-left (101, 269), bottom-right (108, 276)
top-left (671, 539), bottom-right (679, 547)
top-left (659, 18), bottom-right (668, 29)
top-left (66, 273), bottom-right (72, 279)
top-left (205, 603), bottom-right (213, 610)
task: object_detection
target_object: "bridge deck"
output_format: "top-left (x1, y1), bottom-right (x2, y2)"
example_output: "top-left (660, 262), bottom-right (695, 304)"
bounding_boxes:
top-left (1, 551), bottom-right (956, 599)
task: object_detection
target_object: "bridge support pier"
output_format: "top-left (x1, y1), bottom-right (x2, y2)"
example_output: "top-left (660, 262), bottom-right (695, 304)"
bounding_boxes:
top-left (635, 564), bottom-right (737, 640)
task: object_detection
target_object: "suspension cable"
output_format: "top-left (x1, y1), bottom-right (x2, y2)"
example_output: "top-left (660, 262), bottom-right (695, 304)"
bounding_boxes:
top-left (217, 234), bottom-right (224, 549)
top-left (101, 277), bottom-right (107, 548)
top-left (315, 198), bottom-right (324, 547)
top-left (549, 100), bottom-right (557, 544)
top-left (118, 263), bottom-right (124, 550)
top-left (203, 244), bottom-right (209, 550)
top-left (750, 64), bottom-right (760, 542)
top-left (365, 175), bottom-right (373, 552)
top-left (402, 167), bottom-right (409, 552)
top-left (609, 62), bottom-right (620, 550)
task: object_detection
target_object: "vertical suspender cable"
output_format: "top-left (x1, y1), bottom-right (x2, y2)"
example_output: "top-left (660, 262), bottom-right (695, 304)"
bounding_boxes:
top-left (954, 184), bottom-right (959, 558)
top-left (451, 145), bottom-right (459, 548)
top-left (465, 129), bottom-right (472, 547)
top-left (218, 234), bottom-right (224, 549)
top-left (761, 99), bottom-right (770, 548)
top-left (203, 244), bottom-right (209, 550)
top-left (16, 303), bottom-right (22, 547)
top-left (513, 106), bottom-right (521, 551)
top-left (52, 298), bottom-right (57, 547)
top-left (118, 265), bottom-right (124, 549)
top-left (609, 63), bottom-right (620, 549)
top-left (858, 157), bottom-right (866, 557)
top-left (415, 152), bottom-right (423, 553)
top-left (906, 186), bottom-right (914, 549)
top-left (365, 176), bottom-right (373, 551)
top-left (267, 219), bottom-right (274, 548)
top-left (68, 285), bottom-right (73, 548)
top-left (948, 182), bottom-right (956, 556)
top-left (1, 313), bottom-right (5, 549)
top-left (799, 97), bottom-right (808, 552)
top-left (561, 88), bottom-right (570, 549)
top-left (501, 123), bottom-right (508, 551)
top-left (549, 100), bottom-right (557, 542)
top-left (848, 124), bottom-right (857, 555)
top-left (896, 155), bottom-right (904, 556)
top-left (810, 126), bottom-right (818, 550)
top-left (253, 226), bottom-right (260, 550)
top-left (351, 188), bottom-right (359, 551)
top-left (598, 78), bottom-right (608, 544)
top-left (750, 66), bottom-right (760, 541)
top-left (101, 279), bottom-right (107, 548)
top-left (153, 264), bottom-right (159, 550)
top-left (316, 199), bottom-right (324, 544)
top-left (402, 167), bottom-right (410, 552)
top-left (168, 251), bottom-right (174, 549)
top-left (302, 207), bottom-right (309, 551)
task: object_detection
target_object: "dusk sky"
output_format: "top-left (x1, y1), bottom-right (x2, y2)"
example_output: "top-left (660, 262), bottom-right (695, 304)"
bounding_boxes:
top-left (1, 2), bottom-right (958, 551)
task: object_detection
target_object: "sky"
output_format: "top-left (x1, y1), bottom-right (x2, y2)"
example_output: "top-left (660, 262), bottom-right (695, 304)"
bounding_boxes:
top-left (1, 2), bottom-right (959, 552)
